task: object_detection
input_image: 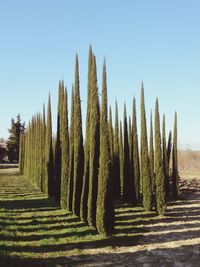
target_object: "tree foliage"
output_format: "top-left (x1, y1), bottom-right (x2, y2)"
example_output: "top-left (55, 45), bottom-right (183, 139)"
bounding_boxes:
top-left (7, 114), bottom-right (25, 162)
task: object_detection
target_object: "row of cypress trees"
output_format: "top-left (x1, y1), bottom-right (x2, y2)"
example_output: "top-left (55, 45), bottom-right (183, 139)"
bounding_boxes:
top-left (19, 47), bottom-right (179, 237)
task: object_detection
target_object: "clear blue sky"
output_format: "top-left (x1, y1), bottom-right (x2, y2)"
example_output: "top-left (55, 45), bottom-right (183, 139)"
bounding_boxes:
top-left (0, 0), bottom-right (200, 149)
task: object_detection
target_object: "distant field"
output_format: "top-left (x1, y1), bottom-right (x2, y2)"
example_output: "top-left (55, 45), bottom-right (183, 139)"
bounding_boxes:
top-left (179, 150), bottom-right (200, 179)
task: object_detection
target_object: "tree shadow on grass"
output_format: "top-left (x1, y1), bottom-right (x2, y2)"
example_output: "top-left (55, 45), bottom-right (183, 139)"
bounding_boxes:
top-left (0, 198), bottom-right (58, 210)
top-left (1, 242), bottom-right (200, 267)
top-left (1, 173), bottom-right (200, 266)
top-left (2, 224), bottom-right (200, 254)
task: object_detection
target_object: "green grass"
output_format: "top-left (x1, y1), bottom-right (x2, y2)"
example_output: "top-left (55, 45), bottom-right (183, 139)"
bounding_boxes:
top-left (0, 168), bottom-right (159, 267)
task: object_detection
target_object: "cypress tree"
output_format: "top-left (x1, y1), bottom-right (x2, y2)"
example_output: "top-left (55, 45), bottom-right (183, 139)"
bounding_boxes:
top-left (119, 121), bottom-right (124, 196)
top-left (113, 100), bottom-right (121, 199)
top-left (96, 59), bottom-right (114, 236)
top-left (129, 116), bottom-right (133, 168)
top-left (19, 132), bottom-right (25, 174)
top-left (154, 98), bottom-right (166, 215)
top-left (149, 111), bottom-right (155, 192)
top-left (172, 112), bottom-right (179, 199)
top-left (167, 131), bottom-right (172, 175)
top-left (80, 46), bottom-right (92, 222)
top-left (61, 89), bottom-right (69, 209)
top-left (128, 115), bottom-right (136, 204)
top-left (132, 97), bottom-right (140, 202)
top-left (54, 81), bottom-right (63, 203)
top-left (37, 114), bottom-right (43, 190)
top-left (140, 83), bottom-right (152, 211)
top-left (109, 106), bottom-right (115, 196)
top-left (109, 105), bottom-right (115, 199)
top-left (109, 106), bottom-right (114, 161)
top-left (123, 103), bottom-right (130, 202)
top-left (67, 86), bottom-right (75, 211)
top-left (45, 94), bottom-right (54, 197)
top-left (41, 104), bottom-right (46, 193)
top-left (23, 132), bottom-right (27, 175)
top-left (72, 55), bottom-right (84, 217)
top-left (32, 117), bottom-right (36, 184)
top-left (162, 114), bottom-right (170, 199)
top-left (87, 54), bottom-right (100, 226)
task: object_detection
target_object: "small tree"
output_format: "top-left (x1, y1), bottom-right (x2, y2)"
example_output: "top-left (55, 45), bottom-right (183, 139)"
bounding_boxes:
top-left (7, 114), bottom-right (25, 162)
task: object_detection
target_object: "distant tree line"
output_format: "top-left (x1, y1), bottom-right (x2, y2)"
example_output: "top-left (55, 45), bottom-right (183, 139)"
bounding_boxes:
top-left (19, 47), bottom-right (179, 236)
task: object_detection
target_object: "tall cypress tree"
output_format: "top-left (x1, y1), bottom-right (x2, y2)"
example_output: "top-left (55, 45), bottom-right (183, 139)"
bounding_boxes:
top-left (167, 131), bottom-right (172, 174)
top-left (109, 106), bottom-right (115, 198)
top-left (109, 106), bottom-right (114, 161)
top-left (119, 121), bottom-right (124, 196)
top-left (154, 98), bottom-right (166, 215)
top-left (132, 97), bottom-right (140, 202)
top-left (61, 89), bottom-right (69, 209)
top-left (123, 103), bottom-right (130, 202)
top-left (96, 59), bottom-right (114, 236)
top-left (172, 112), bottom-right (179, 199)
top-left (162, 114), bottom-right (169, 199)
top-left (54, 81), bottom-right (63, 203)
top-left (140, 83), bottom-right (152, 211)
top-left (87, 54), bottom-right (100, 227)
top-left (37, 114), bottom-right (43, 190)
top-left (113, 100), bottom-right (121, 199)
top-left (72, 55), bottom-right (84, 217)
top-left (149, 111), bottom-right (155, 192)
top-left (41, 104), bottom-right (46, 193)
top-left (128, 115), bottom-right (136, 204)
top-left (45, 94), bottom-right (54, 197)
top-left (80, 46), bottom-right (92, 222)
top-left (67, 86), bottom-right (75, 211)
top-left (129, 116), bottom-right (133, 171)
top-left (19, 132), bottom-right (25, 174)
